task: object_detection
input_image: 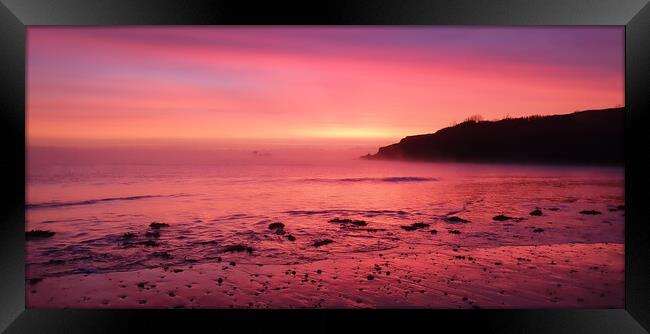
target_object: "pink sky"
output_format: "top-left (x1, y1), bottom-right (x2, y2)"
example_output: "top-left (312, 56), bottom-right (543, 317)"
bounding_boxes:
top-left (27, 27), bottom-right (624, 148)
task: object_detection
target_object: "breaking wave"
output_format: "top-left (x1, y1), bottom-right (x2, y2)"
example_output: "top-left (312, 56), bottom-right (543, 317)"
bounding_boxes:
top-left (302, 177), bottom-right (437, 183)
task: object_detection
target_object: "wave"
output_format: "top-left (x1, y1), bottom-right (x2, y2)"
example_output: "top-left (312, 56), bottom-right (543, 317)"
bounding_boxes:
top-left (211, 213), bottom-right (264, 222)
top-left (302, 177), bottom-right (438, 183)
top-left (285, 209), bottom-right (409, 216)
top-left (27, 194), bottom-right (189, 210)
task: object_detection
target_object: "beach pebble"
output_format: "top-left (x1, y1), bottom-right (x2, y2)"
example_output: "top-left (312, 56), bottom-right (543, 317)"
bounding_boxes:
top-left (268, 222), bottom-right (285, 230)
top-left (445, 216), bottom-right (470, 223)
top-left (400, 222), bottom-right (429, 231)
top-left (26, 230), bottom-right (56, 240)
top-left (312, 239), bottom-right (334, 247)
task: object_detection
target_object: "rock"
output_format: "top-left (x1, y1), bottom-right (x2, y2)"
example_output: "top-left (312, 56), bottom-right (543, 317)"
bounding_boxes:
top-left (269, 222), bottom-right (292, 236)
top-left (153, 252), bottom-right (172, 259)
top-left (329, 218), bottom-right (353, 223)
top-left (580, 210), bottom-right (602, 215)
top-left (268, 222), bottom-right (285, 230)
top-left (312, 239), bottom-right (334, 247)
top-left (616, 205), bottom-right (625, 210)
top-left (430, 229), bottom-right (438, 234)
top-left (217, 277), bottom-right (223, 284)
top-left (533, 228), bottom-right (545, 233)
top-left (444, 216), bottom-right (470, 223)
top-left (367, 275), bottom-right (375, 280)
top-left (140, 240), bottom-right (160, 247)
top-left (548, 208), bottom-right (560, 211)
top-left (28, 278), bottom-right (43, 285)
top-left (229, 261), bottom-right (236, 266)
top-left (196, 240), bottom-right (218, 245)
top-left (400, 222), bottom-right (429, 231)
top-left (149, 222), bottom-right (170, 229)
top-left (286, 234), bottom-right (296, 241)
top-left (26, 230), bottom-right (55, 240)
top-left (448, 230), bottom-right (461, 234)
top-left (222, 244), bottom-right (254, 254)
top-left (329, 218), bottom-right (368, 226)
top-left (529, 209), bottom-right (543, 216)
top-left (121, 232), bottom-right (137, 240)
top-left (493, 215), bottom-right (526, 222)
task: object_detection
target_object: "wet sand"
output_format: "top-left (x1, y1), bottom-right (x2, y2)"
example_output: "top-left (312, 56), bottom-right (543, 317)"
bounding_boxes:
top-left (27, 236), bottom-right (623, 308)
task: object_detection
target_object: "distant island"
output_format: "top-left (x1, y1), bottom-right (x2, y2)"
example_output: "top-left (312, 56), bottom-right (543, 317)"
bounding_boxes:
top-left (363, 107), bottom-right (624, 165)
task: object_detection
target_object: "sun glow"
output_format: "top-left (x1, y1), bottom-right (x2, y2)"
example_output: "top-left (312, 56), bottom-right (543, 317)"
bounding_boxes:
top-left (291, 126), bottom-right (405, 140)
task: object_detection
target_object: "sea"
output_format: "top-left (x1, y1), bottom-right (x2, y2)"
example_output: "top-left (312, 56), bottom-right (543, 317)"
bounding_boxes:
top-left (25, 150), bottom-right (625, 308)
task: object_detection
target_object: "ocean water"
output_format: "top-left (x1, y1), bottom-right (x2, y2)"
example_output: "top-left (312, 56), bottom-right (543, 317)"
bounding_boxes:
top-left (25, 157), bottom-right (625, 308)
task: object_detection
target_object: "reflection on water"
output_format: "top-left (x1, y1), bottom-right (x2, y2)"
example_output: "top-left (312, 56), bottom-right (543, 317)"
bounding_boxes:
top-left (26, 158), bottom-right (625, 308)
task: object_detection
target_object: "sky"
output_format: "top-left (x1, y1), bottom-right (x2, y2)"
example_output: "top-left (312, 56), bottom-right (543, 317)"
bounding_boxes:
top-left (27, 27), bottom-right (624, 149)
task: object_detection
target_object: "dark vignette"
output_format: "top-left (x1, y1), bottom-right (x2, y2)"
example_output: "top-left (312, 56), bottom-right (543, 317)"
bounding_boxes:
top-left (625, 2), bottom-right (650, 332)
top-left (0, 1), bottom-right (25, 333)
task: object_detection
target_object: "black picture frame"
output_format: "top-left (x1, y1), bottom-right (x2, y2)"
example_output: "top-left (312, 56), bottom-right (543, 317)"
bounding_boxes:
top-left (1, 0), bottom-right (649, 333)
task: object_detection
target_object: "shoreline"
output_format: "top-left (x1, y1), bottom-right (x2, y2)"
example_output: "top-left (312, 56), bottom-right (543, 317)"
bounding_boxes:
top-left (359, 156), bottom-right (626, 169)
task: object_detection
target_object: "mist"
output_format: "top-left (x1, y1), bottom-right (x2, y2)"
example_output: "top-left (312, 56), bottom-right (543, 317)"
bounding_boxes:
top-left (27, 140), bottom-right (390, 167)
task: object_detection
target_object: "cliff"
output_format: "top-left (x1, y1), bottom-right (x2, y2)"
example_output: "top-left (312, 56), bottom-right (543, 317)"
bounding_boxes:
top-left (363, 107), bottom-right (624, 165)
